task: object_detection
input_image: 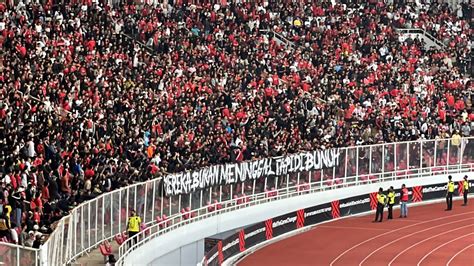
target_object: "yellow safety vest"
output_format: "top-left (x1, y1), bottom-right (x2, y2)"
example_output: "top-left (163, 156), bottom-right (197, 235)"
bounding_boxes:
top-left (463, 180), bottom-right (469, 191)
top-left (377, 194), bottom-right (387, 204)
top-left (447, 181), bottom-right (455, 193)
top-left (127, 216), bottom-right (141, 232)
top-left (4, 205), bottom-right (11, 228)
top-left (387, 192), bottom-right (395, 204)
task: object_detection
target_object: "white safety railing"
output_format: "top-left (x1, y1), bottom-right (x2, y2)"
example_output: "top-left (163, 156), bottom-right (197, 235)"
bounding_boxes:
top-left (115, 163), bottom-right (474, 265)
top-left (0, 241), bottom-right (40, 266)
top-left (35, 137), bottom-right (474, 265)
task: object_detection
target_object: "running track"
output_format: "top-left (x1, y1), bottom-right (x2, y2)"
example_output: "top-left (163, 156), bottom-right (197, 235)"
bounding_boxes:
top-left (239, 200), bottom-right (474, 266)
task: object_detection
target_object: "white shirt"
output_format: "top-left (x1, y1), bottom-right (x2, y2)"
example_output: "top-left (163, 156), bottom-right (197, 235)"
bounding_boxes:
top-left (10, 229), bottom-right (18, 244)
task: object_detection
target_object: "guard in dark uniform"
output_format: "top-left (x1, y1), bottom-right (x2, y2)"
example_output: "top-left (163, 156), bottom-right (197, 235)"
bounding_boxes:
top-left (446, 175), bottom-right (455, 211)
top-left (387, 187), bottom-right (395, 219)
top-left (462, 175), bottom-right (469, 206)
top-left (374, 188), bottom-right (387, 222)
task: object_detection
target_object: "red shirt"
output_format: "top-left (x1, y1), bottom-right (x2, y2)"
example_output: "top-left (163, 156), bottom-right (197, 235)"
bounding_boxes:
top-left (401, 188), bottom-right (409, 202)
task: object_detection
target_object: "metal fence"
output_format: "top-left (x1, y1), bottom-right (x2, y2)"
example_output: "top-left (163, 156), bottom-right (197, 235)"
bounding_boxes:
top-left (114, 137), bottom-right (474, 265)
top-left (7, 137), bottom-right (470, 265)
top-left (0, 242), bottom-right (40, 266)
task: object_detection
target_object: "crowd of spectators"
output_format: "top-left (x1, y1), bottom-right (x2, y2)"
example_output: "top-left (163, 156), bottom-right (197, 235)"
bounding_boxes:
top-left (0, 0), bottom-right (472, 246)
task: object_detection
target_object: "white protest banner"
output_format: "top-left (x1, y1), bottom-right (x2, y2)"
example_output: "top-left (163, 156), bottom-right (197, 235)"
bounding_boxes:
top-left (163, 148), bottom-right (341, 196)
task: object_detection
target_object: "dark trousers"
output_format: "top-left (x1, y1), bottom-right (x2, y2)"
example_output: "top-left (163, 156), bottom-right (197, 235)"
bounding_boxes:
top-left (446, 192), bottom-right (453, 210)
top-left (387, 204), bottom-right (394, 219)
top-left (464, 190), bottom-right (468, 205)
top-left (128, 231), bottom-right (138, 249)
top-left (374, 203), bottom-right (384, 222)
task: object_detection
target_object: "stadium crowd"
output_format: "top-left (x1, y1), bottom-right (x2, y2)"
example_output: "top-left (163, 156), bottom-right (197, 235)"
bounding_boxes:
top-left (0, 0), bottom-right (472, 246)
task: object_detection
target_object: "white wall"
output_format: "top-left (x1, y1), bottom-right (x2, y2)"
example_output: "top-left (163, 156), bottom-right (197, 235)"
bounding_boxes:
top-left (124, 172), bottom-right (472, 266)
top-left (148, 240), bottom-right (204, 266)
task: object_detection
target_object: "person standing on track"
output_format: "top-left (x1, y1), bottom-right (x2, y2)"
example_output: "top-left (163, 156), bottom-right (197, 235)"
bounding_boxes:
top-left (446, 175), bottom-right (455, 211)
top-left (399, 184), bottom-right (409, 218)
top-left (387, 186), bottom-right (395, 220)
top-left (373, 187), bottom-right (387, 223)
top-left (462, 175), bottom-right (469, 206)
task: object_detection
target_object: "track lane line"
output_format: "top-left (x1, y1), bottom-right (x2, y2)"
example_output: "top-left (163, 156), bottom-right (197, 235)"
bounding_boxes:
top-left (388, 224), bottom-right (474, 265)
top-left (446, 243), bottom-right (474, 266)
top-left (417, 232), bottom-right (474, 266)
top-left (358, 217), bottom-right (473, 266)
top-left (329, 211), bottom-right (474, 266)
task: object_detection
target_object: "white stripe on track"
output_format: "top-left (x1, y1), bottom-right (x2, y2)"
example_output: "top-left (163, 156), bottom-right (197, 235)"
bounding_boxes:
top-left (329, 211), bottom-right (474, 266)
top-left (417, 233), bottom-right (474, 266)
top-left (388, 224), bottom-right (474, 265)
top-left (446, 243), bottom-right (474, 266)
top-left (358, 217), bottom-right (473, 266)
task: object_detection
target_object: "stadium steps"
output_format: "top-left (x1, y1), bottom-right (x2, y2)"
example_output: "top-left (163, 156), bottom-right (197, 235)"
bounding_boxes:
top-left (73, 241), bottom-right (119, 266)
top-left (395, 28), bottom-right (446, 50)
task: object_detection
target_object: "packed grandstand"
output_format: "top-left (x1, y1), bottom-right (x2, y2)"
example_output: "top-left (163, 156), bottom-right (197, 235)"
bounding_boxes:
top-left (0, 0), bottom-right (472, 254)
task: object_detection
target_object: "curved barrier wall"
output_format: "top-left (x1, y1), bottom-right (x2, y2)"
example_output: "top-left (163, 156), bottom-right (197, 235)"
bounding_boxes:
top-left (0, 138), bottom-right (472, 265)
top-left (206, 179), bottom-right (474, 266)
top-left (120, 172), bottom-right (472, 265)
top-left (115, 138), bottom-right (473, 265)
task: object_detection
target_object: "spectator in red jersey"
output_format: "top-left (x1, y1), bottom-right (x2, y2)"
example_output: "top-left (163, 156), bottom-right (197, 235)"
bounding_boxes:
top-left (0, 0), bottom-right (471, 243)
top-left (399, 184), bottom-right (409, 218)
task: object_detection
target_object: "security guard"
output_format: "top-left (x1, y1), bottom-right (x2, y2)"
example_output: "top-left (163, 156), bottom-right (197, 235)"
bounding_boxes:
top-left (387, 187), bottom-right (395, 219)
top-left (127, 210), bottom-right (142, 247)
top-left (374, 188), bottom-right (387, 223)
top-left (446, 176), bottom-right (455, 211)
top-left (462, 175), bottom-right (469, 206)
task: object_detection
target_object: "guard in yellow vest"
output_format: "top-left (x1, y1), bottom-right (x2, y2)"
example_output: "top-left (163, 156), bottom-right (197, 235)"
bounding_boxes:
top-left (127, 210), bottom-right (142, 247)
top-left (373, 188), bottom-right (387, 223)
top-left (446, 176), bottom-right (455, 211)
top-left (387, 187), bottom-right (395, 220)
top-left (462, 175), bottom-right (469, 206)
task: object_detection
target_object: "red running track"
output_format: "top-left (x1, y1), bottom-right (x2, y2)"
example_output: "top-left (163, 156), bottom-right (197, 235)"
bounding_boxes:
top-left (239, 200), bottom-right (474, 266)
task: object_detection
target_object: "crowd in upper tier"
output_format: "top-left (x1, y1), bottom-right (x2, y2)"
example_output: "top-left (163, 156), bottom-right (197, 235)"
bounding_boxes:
top-left (0, 0), bottom-right (472, 245)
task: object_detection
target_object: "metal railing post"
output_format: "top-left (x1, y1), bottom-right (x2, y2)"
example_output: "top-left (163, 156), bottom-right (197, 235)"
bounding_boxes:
top-left (88, 202), bottom-right (91, 248)
top-left (96, 198), bottom-right (99, 244)
top-left (394, 143), bottom-right (398, 177)
top-left (420, 140), bottom-right (423, 173)
top-left (144, 185), bottom-right (148, 222)
top-left (321, 169), bottom-right (325, 188)
top-left (344, 148), bottom-right (348, 182)
top-left (161, 185), bottom-right (164, 218)
top-left (102, 196), bottom-right (105, 240)
top-left (110, 193), bottom-right (114, 237)
top-left (356, 147), bottom-right (359, 183)
top-left (17, 246), bottom-right (20, 266)
top-left (134, 186), bottom-right (138, 212)
top-left (369, 145), bottom-right (372, 175)
top-left (152, 182), bottom-right (156, 221)
top-left (381, 144), bottom-right (385, 179)
top-left (406, 142), bottom-right (410, 175)
top-left (447, 139), bottom-right (451, 170)
top-left (308, 170), bottom-right (312, 190)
